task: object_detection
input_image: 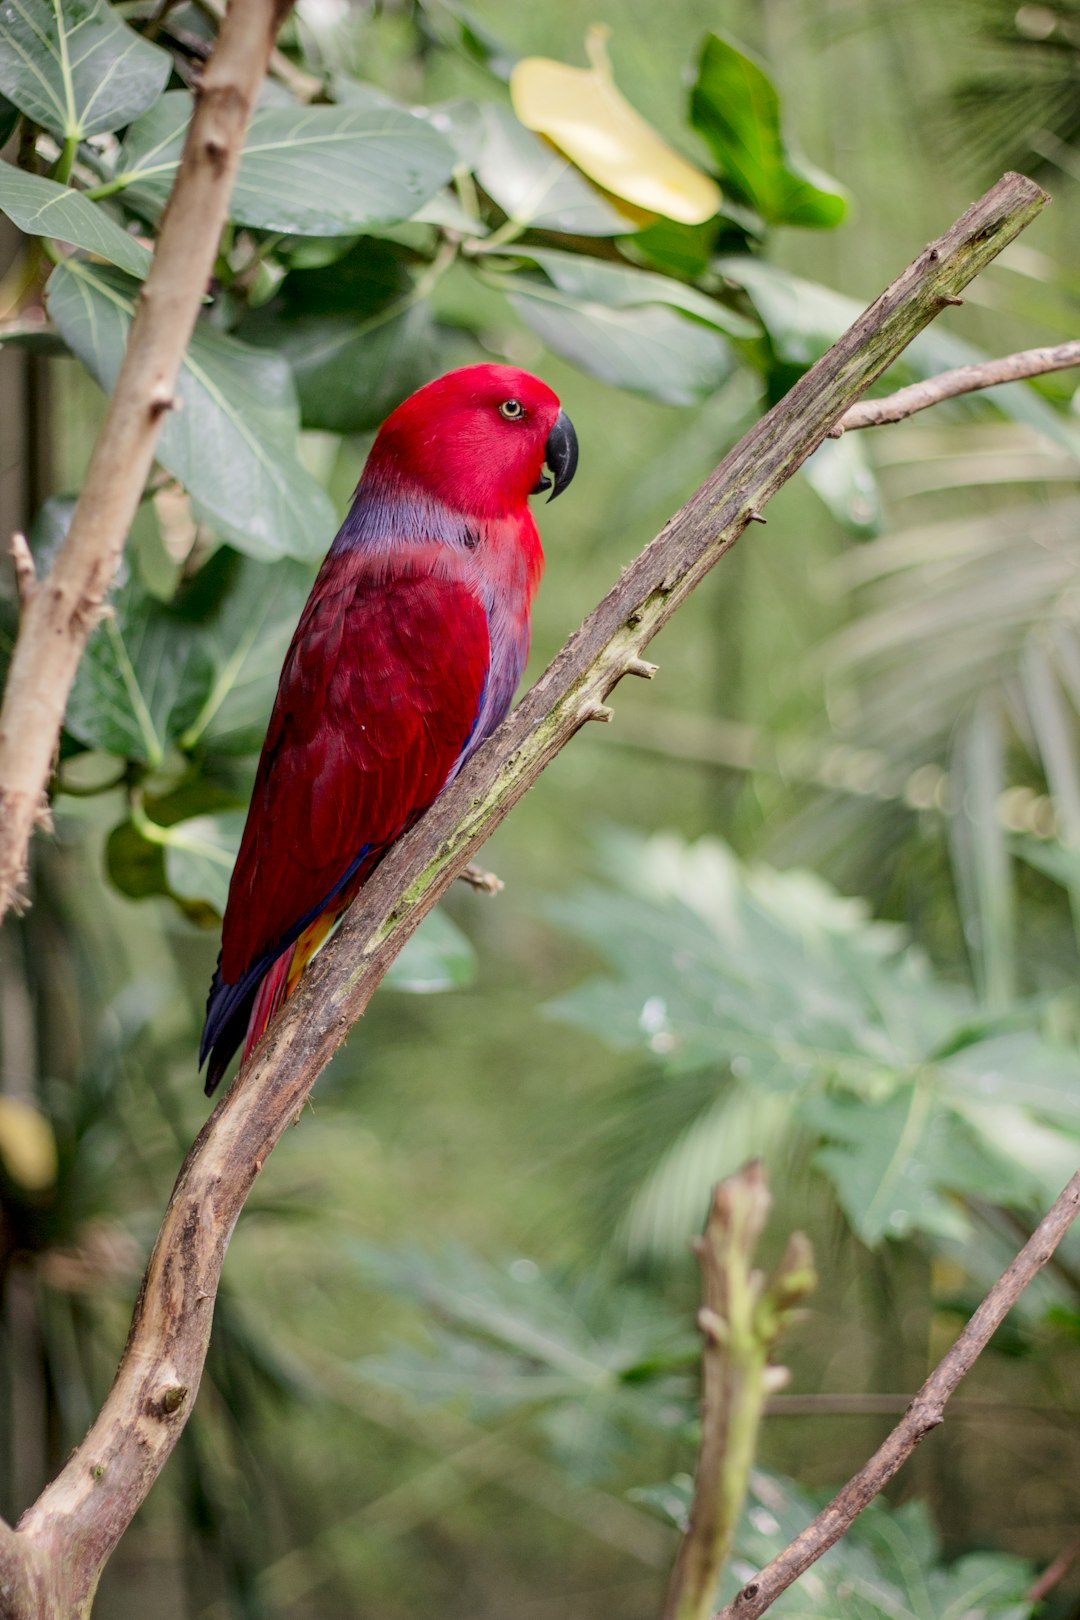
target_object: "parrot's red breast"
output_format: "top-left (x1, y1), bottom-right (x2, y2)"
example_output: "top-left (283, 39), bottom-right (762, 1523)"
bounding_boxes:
top-left (200, 364), bottom-right (577, 1093)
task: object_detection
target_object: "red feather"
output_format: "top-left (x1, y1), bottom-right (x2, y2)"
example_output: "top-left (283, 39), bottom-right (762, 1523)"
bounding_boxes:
top-left (222, 545), bottom-right (490, 983)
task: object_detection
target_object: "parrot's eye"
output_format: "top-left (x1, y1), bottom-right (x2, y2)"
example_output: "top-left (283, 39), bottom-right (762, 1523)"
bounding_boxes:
top-left (498, 398), bottom-right (525, 420)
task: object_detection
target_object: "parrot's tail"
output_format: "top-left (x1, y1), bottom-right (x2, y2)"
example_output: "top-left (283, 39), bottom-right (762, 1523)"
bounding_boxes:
top-left (201, 855), bottom-right (374, 1095)
top-left (239, 909), bottom-right (340, 1070)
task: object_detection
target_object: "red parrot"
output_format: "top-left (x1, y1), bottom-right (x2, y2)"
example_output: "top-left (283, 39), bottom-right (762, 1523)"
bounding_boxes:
top-left (200, 364), bottom-right (578, 1094)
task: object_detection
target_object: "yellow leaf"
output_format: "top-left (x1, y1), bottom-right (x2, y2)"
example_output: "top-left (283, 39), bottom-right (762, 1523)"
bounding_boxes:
top-left (0, 1098), bottom-right (57, 1192)
top-left (510, 27), bottom-right (721, 227)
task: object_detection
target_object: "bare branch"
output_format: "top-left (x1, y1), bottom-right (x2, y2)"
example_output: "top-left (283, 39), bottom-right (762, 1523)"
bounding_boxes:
top-left (833, 338), bottom-right (1080, 433)
top-left (0, 0), bottom-right (294, 920)
top-left (663, 1167), bottom-right (814, 1620)
top-left (714, 1167), bottom-right (1080, 1620)
top-left (4, 172), bottom-right (1050, 1608)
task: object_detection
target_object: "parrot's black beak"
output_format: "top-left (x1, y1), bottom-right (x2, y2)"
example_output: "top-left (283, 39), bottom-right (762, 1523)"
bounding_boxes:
top-left (532, 409), bottom-right (579, 501)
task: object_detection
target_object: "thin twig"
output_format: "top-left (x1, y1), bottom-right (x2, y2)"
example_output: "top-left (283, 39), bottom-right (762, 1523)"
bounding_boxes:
top-left (713, 1167), bottom-right (1080, 1620)
top-left (1026, 1537), bottom-right (1080, 1604)
top-left (8, 534), bottom-right (36, 604)
top-left (458, 862), bottom-right (504, 893)
top-left (832, 339), bottom-right (1080, 433)
top-left (4, 172), bottom-right (1050, 1608)
top-left (0, 0), bottom-right (295, 921)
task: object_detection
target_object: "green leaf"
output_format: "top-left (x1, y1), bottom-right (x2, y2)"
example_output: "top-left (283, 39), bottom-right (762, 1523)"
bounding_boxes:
top-left (519, 247), bottom-right (757, 337)
top-left (239, 237), bottom-right (440, 434)
top-left (0, 162), bottom-right (151, 277)
top-left (949, 699), bottom-right (1016, 1005)
top-left (471, 102), bottom-right (639, 236)
top-left (547, 833), bottom-right (955, 1086)
top-left (689, 33), bottom-right (849, 228)
top-left (45, 258), bottom-right (335, 560)
top-left (60, 538), bottom-right (313, 766)
top-left (1012, 834), bottom-right (1080, 891)
top-left (546, 833), bottom-right (1080, 1249)
top-left (426, 4), bottom-right (519, 83)
top-left (173, 549), bottom-right (313, 756)
top-left (352, 1243), bottom-right (690, 1481)
top-left (157, 809), bottom-right (248, 915)
top-left (502, 248), bottom-right (750, 405)
top-left (804, 1083), bottom-right (1033, 1246)
top-left (64, 572), bottom-right (202, 765)
top-left (801, 433), bottom-right (882, 536)
top-left (0, 0), bottom-right (169, 141)
top-left (383, 908), bottom-right (476, 993)
top-left (113, 91), bottom-right (456, 235)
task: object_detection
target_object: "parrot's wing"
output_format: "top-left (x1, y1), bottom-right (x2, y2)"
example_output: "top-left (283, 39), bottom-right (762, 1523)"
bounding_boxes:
top-left (214, 547), bottom-right (490, 999)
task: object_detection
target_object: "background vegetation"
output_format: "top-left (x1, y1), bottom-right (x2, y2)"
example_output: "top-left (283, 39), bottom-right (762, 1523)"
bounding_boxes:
top-left (3, 0), bottom-right (1080, 1615)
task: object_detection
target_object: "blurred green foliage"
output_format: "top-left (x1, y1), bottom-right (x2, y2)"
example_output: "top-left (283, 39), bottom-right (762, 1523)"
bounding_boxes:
top-left (3, 0), bottom-right (1080, 1616)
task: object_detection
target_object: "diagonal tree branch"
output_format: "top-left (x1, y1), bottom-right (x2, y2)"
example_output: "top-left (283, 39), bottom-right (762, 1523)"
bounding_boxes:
top-left (713, 1166), bottom-right (1080, 1620)
top-left (833, 337), bottom-right (1080, 432)
top-left (0, 172), bottom-right (1050, 1611)
top-left (0, 0), bottom-right (294, 922)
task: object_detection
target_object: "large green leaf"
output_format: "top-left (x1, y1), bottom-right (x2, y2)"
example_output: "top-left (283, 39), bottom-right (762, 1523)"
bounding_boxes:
top-left (690, 33), bottom-right (849, 228)
top-left (0, 162), bottom-right (151, 276)
top-left (353, 1243), bottom-right (690, 1482)
top-left (46, 259), bottom-right (335, 560)
top-left (61, 544), bottom-right (311, 764)
top-left (501, 248), bottom-right (751, 405)
top-left (112, 92), bottom-right (456, 235)
top-left (174, 551), bottom-right (313, 757)
top-left (467, 102), bottom-right (639, 236)
top-left (156, 808), bottom-right (248, 915)
top-left (520, 248), bottom-right (757, 337)
top-left (547, 832), bottom-right (1080, 1248)
top-left (0, 0), bottom-right (169, 141)
top-left (64, 573), bottom-right (204, 765)
top-left (805, 1084), bottom-right (1035, 1245)
top-left (239, 237), bottom-right (440, 434)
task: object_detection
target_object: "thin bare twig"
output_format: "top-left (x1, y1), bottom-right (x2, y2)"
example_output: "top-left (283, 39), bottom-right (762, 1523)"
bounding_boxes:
top-left (832, 338), bottom-right (1080, 433)
top-left (458, 862), bottom-right (504, 893)
top-left (0, 0), bottom-right (294, 921)
top-left (0, 172), bottom-right (1050, 1612)
top-left (663, 1167), bottom-right (814, 1620)
top-left (1026, 1537), bottom-right (1080, 1604)
top-left (7, 534), bottom-right (35, 604)
top-left (714, 1167), bottom-right (1080, 1620)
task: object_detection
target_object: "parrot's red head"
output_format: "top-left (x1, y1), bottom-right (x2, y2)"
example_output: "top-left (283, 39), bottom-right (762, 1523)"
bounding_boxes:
top-left (363, 363), bottom-right (578, 521)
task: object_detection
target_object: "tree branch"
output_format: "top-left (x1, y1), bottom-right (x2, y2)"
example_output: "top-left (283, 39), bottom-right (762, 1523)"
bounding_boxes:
top-left (1, 172), bottom-right (1050, 1610)
top-left (0, 0), bottom-right (294, 921)
top-left (713, 1167), bottom-right (1080, 1620)
top-left (833, 338), bottom-right (1080, 432)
